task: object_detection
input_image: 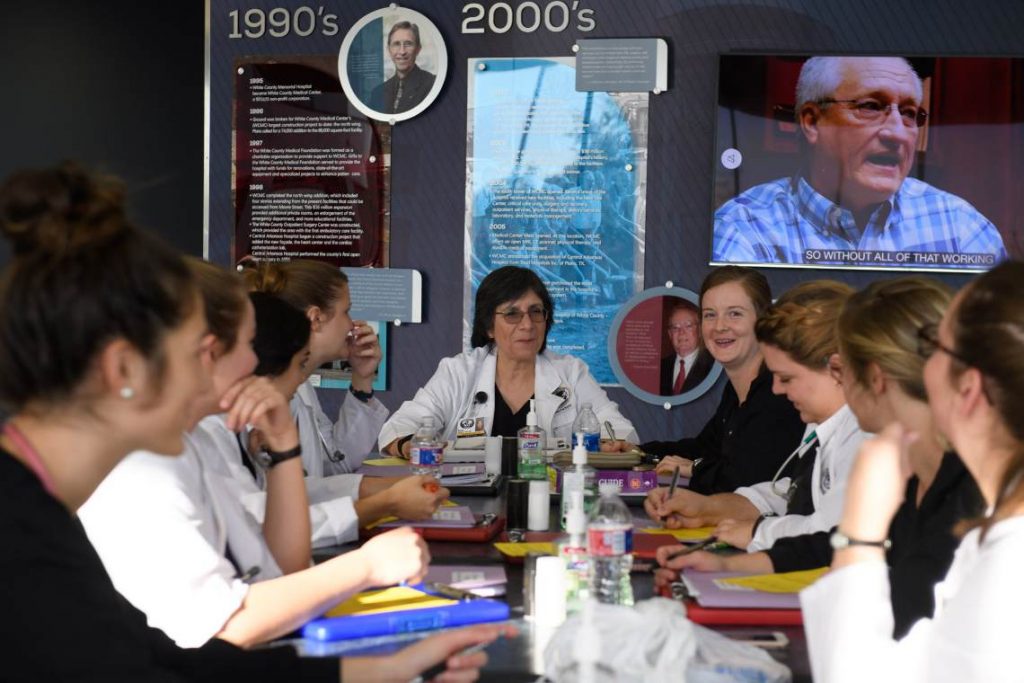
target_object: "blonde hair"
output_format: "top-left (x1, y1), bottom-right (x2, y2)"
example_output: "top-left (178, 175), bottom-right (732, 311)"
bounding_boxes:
top-left (755, 280), bottom-right (854, 368)
top-left (838, 276), bottom-right (952, 401)
top-left (240, 259), bottom-right (347, 316)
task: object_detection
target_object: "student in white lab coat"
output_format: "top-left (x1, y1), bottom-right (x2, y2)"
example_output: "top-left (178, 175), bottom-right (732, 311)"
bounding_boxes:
top-left (242, 259), bottom-right (388, 476)
top-left (81, 261), bottom-right (442, 649)
top-left (379, 266), bottom-right (638, 455)
top-left (645, 281), bottom-right (867, 551)
top-left (801, 261), bottom-right (1024, 683)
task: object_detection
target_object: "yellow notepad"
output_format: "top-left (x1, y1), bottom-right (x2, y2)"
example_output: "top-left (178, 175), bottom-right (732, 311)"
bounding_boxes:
top-left (323, 585), bottom-right (456, 618)
top-left (717, 567), bottom-right (829, 593)
top-left (493, 542), bottom-right (556, 558)
top-left (638, 526), bottom-right (717, 542)
top-left (364, 498), bottom-right (459, 529)
top-left (362, 456), bottom-right (410, 467)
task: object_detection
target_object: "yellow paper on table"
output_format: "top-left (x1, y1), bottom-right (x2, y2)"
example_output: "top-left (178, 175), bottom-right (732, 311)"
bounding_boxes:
top-left (494, 542), bottom-right (556, 558)
top-left (364, 499), bottom-right (460, 530)
top-left (639, 526), bottom-right (717, 542)
top-left (324, 586), bottom-right (456, 618)
top-left (718, 567), bottom-right (829, 594)
top-left (361, 456), bottom-right (409, 467)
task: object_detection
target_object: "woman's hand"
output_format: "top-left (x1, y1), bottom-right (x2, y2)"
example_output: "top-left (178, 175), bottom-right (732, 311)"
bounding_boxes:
top-left (837, 423), bottom-right (916, 547)
top-left (356, 527), bottom-right (430, 587)
top-left (714, 518), bottom-right (754, 549)
top-left (656, 545), bottom-right (728, 573)
top-left (655, 455), bottom-right (693, 478)
top-left (600, 439), bottom-right (635, 453)
top-left (346, 321), bottom-right (382, 392)
top-left (219, 376), bottom-right (297, 451)
top-left (386, 475), bottom-right (450, 520)
top-left (342, 624), bottom-right (518, 683)
top-left (644, 487), bottom-right (709, 528)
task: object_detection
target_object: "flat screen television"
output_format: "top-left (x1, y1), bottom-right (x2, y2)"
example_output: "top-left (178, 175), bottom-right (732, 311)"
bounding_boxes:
top-left (710, 54), bottom-right (1024, 272)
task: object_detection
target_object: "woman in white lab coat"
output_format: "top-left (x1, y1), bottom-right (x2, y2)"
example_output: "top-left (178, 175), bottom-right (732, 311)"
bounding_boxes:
top-left (82, 262), bottom-right (442, 649)
top-left (243, 259), bottom-right (389, 477)
top-left (380, 266), bottom-right (638, 455)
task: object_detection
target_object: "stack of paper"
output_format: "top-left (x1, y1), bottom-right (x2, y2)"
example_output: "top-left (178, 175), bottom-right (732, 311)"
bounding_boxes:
top-left (425, 565), bottom-right (508, 597)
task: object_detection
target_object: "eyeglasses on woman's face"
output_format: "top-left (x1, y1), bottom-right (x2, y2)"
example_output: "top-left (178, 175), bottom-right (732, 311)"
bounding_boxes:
top-left (496, 305), bottom-right (547, 325)
top-left (916, 323), bottom-right (969, 364)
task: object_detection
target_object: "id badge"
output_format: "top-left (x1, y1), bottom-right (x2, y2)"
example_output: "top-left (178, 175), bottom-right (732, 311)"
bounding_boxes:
top-left (456, 416), bottom-right (486, 438)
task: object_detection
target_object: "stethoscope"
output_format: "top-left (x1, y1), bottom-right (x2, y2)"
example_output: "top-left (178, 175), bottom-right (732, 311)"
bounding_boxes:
top-left (770, 431), bottom-right (820, 501)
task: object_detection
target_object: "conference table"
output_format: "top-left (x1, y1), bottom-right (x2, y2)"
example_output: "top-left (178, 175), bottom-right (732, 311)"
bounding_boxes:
top-left (309, 481), bottom-right (812, 682)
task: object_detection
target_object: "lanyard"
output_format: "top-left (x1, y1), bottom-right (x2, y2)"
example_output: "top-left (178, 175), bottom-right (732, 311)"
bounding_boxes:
top-left (4, 422), bottom-right (59, 499)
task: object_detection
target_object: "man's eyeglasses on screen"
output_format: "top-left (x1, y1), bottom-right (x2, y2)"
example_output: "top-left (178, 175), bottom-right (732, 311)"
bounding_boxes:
top-left (818, 98), bottom-right (928, 128)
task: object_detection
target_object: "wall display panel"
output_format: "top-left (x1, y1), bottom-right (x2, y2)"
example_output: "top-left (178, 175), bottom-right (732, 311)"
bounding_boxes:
top-left (711, 54), bottom-right (1024, 273)
top-left (208, 0), bottom-right (1024, 443)
top-left (464, 57), bottom-right (647, 385)
top-left (233, 56), bottom-right (390, 266)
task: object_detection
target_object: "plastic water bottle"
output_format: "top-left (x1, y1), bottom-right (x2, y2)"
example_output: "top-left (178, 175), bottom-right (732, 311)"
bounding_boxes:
top-left (558, 491), bottom-right (590, 615)
top-left (586, 481), bottom-right (634, 606)
top-left (561, 434), bottom-right (596, 529)
top-left (571, 403), bottom-right (601, 452)
top-left (517, 399), bottom-right (547, 480)
top-left (410, 416), bottom-right (444, 479)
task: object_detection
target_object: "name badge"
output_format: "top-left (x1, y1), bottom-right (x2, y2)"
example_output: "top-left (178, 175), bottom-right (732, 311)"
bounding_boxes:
top-left (456, 416), bottom-right (486, 438)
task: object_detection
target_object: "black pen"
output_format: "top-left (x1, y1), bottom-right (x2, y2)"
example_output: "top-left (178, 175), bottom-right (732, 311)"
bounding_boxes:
top-left (663, 536), bottom-right (723, 563)
top-left (660, 465), bottom-right (681, 524)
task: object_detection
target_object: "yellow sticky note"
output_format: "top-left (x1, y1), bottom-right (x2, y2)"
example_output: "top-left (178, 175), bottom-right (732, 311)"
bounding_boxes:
top-left (362, 456), bottom-right (409, 467)
top-left (718, 567), bottom-right (829, 594)
top-left (638, 526), bottom-right (716, 542)
top-left (493, 542), bottom-right (556, 558)
top-left (324, 586), bottom-right (456, 618)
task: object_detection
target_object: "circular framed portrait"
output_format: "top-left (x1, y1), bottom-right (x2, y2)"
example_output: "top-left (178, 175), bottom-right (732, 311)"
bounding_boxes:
top-left (607, 286), bottom-right (722, 405)
top-left (338, 6), bottom-right (447, 123)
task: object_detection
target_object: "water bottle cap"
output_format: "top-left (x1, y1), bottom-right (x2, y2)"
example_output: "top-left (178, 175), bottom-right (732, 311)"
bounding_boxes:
top-left (598, 481), bottom-right (620, 495)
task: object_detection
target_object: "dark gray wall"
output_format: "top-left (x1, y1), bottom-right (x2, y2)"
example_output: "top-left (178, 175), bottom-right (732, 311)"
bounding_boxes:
top-left (3, 1), bottom-right (1023, 441)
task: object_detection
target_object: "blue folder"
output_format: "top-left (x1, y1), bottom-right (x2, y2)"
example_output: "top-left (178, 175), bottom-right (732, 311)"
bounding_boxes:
top-left (302, 598), bottom-right (510, 642)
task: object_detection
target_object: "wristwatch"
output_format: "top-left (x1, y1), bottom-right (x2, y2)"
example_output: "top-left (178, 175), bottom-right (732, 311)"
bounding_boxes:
top-left (829, 529), bottom-right (892, 550)
top-left (254, 444), bottom-right (302, 469)
top-left (350, 387), bottom-right (374, 403)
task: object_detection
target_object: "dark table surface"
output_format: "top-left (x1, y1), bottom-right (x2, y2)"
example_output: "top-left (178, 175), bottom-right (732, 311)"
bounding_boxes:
top-left (309, 481), bottom-right (812, 682)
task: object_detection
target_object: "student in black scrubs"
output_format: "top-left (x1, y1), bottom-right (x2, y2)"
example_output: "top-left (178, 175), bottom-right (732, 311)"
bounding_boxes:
top-left (655, 276), bottom-right (982, 637)
top-left (0, 163), bottom-right (508, 682)
top-left (607, 266), bottom-right (805, 494)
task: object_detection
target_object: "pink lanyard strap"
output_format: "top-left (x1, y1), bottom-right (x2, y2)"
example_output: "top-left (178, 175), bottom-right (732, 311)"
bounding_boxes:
top-left (4, 422), bottom-right (59, 499)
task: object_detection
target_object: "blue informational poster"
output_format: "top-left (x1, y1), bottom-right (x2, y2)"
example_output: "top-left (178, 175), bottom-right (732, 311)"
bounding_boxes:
top-left (464, 57), bottom-right (648, 384)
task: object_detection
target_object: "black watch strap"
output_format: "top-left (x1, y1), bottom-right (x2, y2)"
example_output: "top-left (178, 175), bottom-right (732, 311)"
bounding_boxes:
top-left (350, 386), bottom-right (374, 402)
top-left (263, 444), bottom-right (302, 467)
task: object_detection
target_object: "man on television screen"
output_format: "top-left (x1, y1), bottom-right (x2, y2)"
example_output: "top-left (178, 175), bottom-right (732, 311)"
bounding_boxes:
top-left (660, 299), bottom-right (713, 395)
top-left (370, 21), bottom-right (435, 115)
top-left (713, 56), bottom-right (1006, 268)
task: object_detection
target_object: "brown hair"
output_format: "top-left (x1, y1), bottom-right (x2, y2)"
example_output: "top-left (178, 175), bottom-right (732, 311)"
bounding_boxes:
top-left (755, 280), bottom-right (854, 368)
top-left (947, 261), bottom-right (1024, 540)
top-left (699, 265), bottom-right (773, 318)
top-left (838, 276), bottom-right (952, 401)
top-left (187, 258), bottom-right (247, 352)
top-left (0, 162), bottom-right (195, 410)
top-left (240, 259), bottom-right (348, 317)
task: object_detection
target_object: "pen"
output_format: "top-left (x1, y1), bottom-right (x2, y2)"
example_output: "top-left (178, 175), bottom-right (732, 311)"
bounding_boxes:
top-left (424, 481), bottom-right (440, 493)
top-left (425, 581), bottom-right (483, 601)
top-left (661, 466), bottom-right (681, 524)
top-left (663, 537), bottom-right (725, 563)
top-left (603, 420), bottom-right (617, 443)
top-left (414, 640), bottom-right (493, 683)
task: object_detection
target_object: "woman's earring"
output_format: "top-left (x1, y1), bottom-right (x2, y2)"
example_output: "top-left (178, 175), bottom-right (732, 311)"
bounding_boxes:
top-left (120, 386), bottom-right (135, 400)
